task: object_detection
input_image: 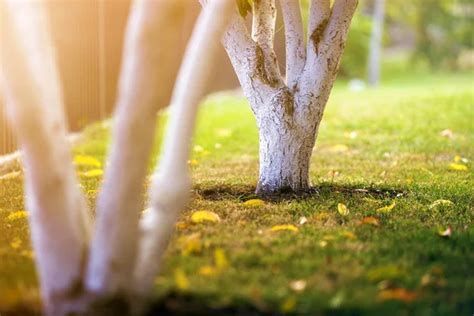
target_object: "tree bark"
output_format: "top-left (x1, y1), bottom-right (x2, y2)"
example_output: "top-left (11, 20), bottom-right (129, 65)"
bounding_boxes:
top-left (224, 0), bottom-right (358, 196)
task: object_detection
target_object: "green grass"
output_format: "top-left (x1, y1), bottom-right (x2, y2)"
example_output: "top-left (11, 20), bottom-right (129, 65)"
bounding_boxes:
top-left (0, 70), bottom-right (473, 315)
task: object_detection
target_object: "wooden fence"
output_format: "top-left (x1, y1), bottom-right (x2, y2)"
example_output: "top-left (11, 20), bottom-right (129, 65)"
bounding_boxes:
top-left (0, 0), bottom-right (242, 155)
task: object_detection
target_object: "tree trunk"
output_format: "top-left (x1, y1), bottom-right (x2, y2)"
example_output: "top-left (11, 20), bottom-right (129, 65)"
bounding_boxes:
top-left (255, 98), bottom-right (316, 195)
top-left (223, 0), bottom-right (359, 197)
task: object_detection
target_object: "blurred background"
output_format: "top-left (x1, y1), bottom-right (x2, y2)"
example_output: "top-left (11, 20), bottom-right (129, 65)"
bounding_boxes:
top-left (0, 0), bottom-right (472, 155)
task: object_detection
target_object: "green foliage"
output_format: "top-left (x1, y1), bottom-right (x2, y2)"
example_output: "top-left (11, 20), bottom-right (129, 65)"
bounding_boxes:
top-left (387, 0), bottom-right (473, 70)
top-left (339, 13), bottom-right (372, 78)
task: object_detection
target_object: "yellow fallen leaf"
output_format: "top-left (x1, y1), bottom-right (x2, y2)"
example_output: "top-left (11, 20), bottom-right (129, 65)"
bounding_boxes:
top-left (314, 211), bottom-right (330, 221)
top-left (429, 199), bottom-right (454, 209)
top-left (298, 216), bottom-right (308, 226)
top-left (191, 210), bottom-right (221, 224)
top-left (448, 163), bottom-right (468, 171)
top-left (439, 129), bottom-right (453, 138)
top-left (73, 155), bottom-right (101, 168)
top-left (214, 248), bottom-right (229, 269)
top-left (280, 296), bottom-right (296, 313)
top-left (337, 203), bottom-right (350, 216)
top-left (243, 199), bottom-right (265, 207)
top-left (187, 159), bottom-right (199, 166)
top-left (0, 171), bottom-right (21, 180)
top-left (329, 144), bottom-right (349, 153)
top-left (376, 201), bottom-right (396, 214)
top-left (289, 280), bottom-right (307, 292)
top-left (361, 216), bottom-right (380, 226)
top-left (341, 231), bottom-right (357, 240)
top-left (20, 250), bottom-right (35, 259)
top-left (81, 169), bottom-right (103, 178)
top-left (270, 224), bottom-right (299, 233)
top-left (174, 268), bottom-right (189, 291)
top-left (378, 288), bottom-right (418, 302)
top-left (10, 237), bottom-right (22, 249)
top-left (198, 265), bottom-right (219, 277)
top-left (6, 210), bottom-right (28, 221)
top-left (175, 221), bottom-right (189, 230)
top-left (453, 155), bottom-right (462, 163)
top-left (319, 240), bottom-right (328, 248)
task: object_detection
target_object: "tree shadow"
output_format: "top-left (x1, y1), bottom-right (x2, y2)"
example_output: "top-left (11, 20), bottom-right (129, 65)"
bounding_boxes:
top-left (193, 182), bottom-right (406, 203)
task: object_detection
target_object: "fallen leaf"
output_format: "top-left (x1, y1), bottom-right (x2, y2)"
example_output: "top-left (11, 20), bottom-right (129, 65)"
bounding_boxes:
top-left (319, 240), bottom-right (328, 248)
top-left (314, 211), bottom-right (330, 221)
top-left (191, 210), bottom-right (221, 224)
top-left (329, 291), bottom-right (345, 308)
top-left (6, 210), bottom-right (28, 221)
top-left (340, 231), bottom-right (357, 240)
top-left (73, 155), bottom-right (101, 168)
top-left (429, 199), bottom-right (454, 209)
top-left (198, 265), bottom-right (219, 277)
top-left (289, 280), bottom-right (307, 292)
top-left (270, 224), bottom-right (299, 233)
top-left (81, 169), bottom-right (103, 178)
top-left (439, 129), bottom-right (454, 138)
top-left (193, 145), bottom-right (204, 153)
top-left (337, 203), bottom-right (350, 216)
top-left (10, 237), bottom-right (22, 249)
top-left (378, 288), bottom-right (418, 302)
top-left (214, 143), bottom-right (222, 149)
top-left (175, 221), bottom-right (189, 230)
top-left (187, 159), bottom-right (199, 167)
top-left (214, 248), bottom-right (229, 269)
top-left (376, 201), bottom-right (396, 214)
top-left (344, 131), bottom-right (358, 139)
top-left (280, 296), bottom-right (296, 312)
top-left (448, 163), bottom-right (468, 171)
top-left (361, 216), bottom-right (380, 226)
top-left (298, 216), bottom-right (308, 226)
top-left (174, 269), bottom-right (190, 291)
top-left (0, 171), bottom-right (21, 180)
top-left (437, 226), bottom-right (452, 238)
top-left (329, 144), bottom-right (349, 153)
top-left (243, 199), bottom-right (265, 207)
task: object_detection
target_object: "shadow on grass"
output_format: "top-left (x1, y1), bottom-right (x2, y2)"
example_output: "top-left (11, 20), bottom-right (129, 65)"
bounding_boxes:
top-left (193, 183), bottom-right (406, 203)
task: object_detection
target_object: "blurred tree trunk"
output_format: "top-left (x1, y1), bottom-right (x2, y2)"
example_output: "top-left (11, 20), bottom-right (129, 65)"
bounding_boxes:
top-left (367, 0), bottom-right (385, 86)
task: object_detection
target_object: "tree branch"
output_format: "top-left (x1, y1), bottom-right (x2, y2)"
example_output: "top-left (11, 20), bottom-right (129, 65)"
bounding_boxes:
top-left (0, 1), bottom-right (90, 311)
top-left (280, 0), bottom-right (305, 88)
top-left (133, 0), bottom-right (235, 302)
top-left (85, 0), bottom-right (186, 296)
top-left (297, 0), bottom-right (357, 122)
top-left (304, 0), bottom-right (330, 74)
top-left (252, 0), bottom-right (277, 53)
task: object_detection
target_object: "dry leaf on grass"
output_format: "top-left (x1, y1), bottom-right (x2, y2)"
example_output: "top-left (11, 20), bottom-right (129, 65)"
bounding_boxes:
top-left (337, 203), bottom-right (350, 216)
top-left (191, 210), bottom-right (221, 224)
top-left (270, 224), bottom-right (299, 233)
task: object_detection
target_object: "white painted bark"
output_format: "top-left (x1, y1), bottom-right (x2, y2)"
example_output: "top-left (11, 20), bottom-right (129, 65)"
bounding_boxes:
top-left (1, 0), bottom-right (232, 314)
top-left (368, 0), bottom-right (385, 86)
top-left (134, 0), bottom-right (234, 300)
top-left (0, 1), bottom-right (90, 314)
top-left (85, 0), bottom-right (186, 298)
top-left (224, 0), bottom-right (359, 195)
top-left (280, 0), bottom-right (306, 88)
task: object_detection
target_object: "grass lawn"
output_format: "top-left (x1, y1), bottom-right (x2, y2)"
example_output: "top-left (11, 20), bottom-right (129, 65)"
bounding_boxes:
top-left (0, 70), bottom-right (473, 315)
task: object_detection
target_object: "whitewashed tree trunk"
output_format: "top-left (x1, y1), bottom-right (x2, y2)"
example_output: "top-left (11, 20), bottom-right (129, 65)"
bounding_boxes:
top-left (224, 0), bottom-right (359, 195)
top-left (0, 0), bottom-right (233, 315)
top-left (368, 0), bottom-right (385, 86)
